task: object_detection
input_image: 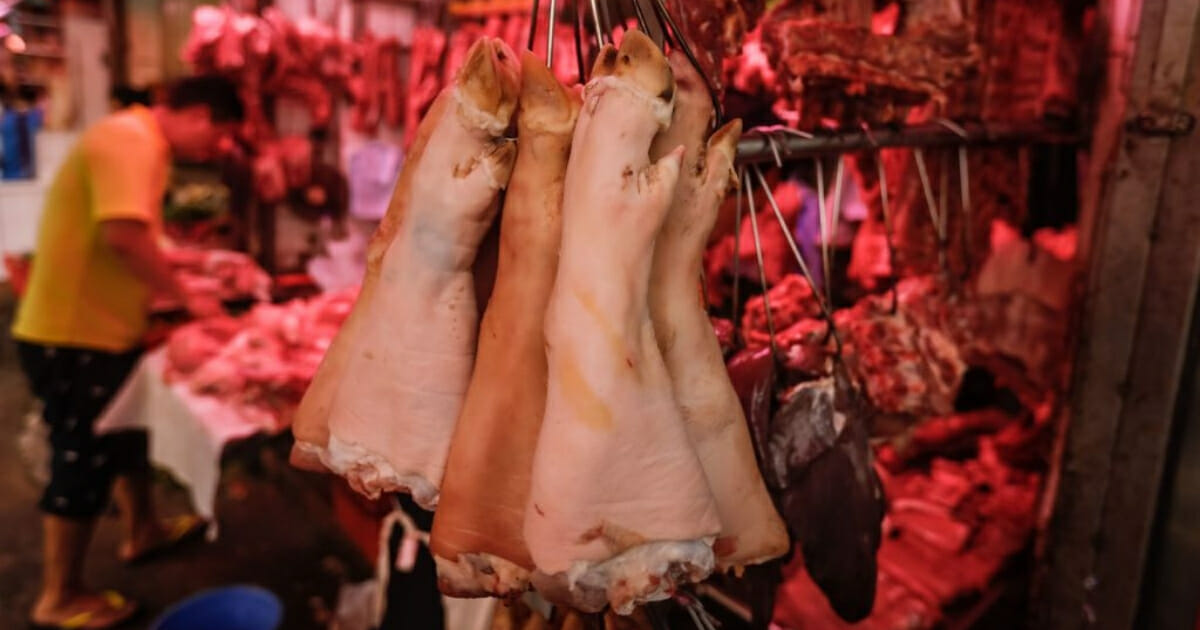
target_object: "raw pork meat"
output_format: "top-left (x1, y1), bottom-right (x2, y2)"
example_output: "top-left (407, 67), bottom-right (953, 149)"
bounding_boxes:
top-left (430, 53), bottom-right (581, 598)
top-left (648, 52), bottom-right (788, 572)
top-left (289, 38), bottom-right (520, 510)
top-left (524, 32), bottom-right (721, 614)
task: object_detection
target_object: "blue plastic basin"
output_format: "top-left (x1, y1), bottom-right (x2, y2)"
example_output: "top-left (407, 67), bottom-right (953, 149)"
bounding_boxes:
top-left (150, 585), bottom-right (283, 630)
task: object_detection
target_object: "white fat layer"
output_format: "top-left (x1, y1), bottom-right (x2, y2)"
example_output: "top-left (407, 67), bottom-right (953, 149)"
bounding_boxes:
top-left (454, 87), bottom-right (511, 138)
top-left (434, 552), bottom-right (531, 597)
top-left (292, 441), bottom-right (326, 466)
top-left (322, 435), bottom-right (439, 510)
top-left (540, 538), bottom-right (715, 615)
top-left (585, 75), bottom-right (674, 130)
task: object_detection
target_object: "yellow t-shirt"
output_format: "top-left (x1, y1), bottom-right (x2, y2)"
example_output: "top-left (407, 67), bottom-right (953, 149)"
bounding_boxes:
top-left (13, 106), bottom-right (170, 352)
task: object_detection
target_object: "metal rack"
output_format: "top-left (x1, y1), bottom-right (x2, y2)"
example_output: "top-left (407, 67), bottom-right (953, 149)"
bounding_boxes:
top-left (736, 121), bottom-right (1082, 164)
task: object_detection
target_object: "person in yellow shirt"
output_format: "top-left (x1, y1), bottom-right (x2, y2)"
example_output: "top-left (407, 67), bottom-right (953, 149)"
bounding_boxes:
top-left (14, 75), bottom-right (243, 630)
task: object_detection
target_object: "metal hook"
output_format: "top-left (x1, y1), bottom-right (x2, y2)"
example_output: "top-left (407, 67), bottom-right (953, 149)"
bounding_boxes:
top-left (528, 0), bottom-right (542, 51)
top-left (813, 156), bottom-right (832, 309)
top-left (573, 0), bottom-right (587, 82)
top-left (913, 148), bottom-right (948, 278)
top-left (588, 0), bottom-right (607, 45)
top-left (958, 144), bottom-right (973, 279)
top-left (765, 132), bottom-right (784, 169)
top-left (732, 165), bottom-right (744, 331)
top-left (934, 118), bottom-right (973, 281)
top-left (934, 117), bottom-right (969, 140)
top-left (631, 0), bottom-right (651, 36)
top-left (938, 150), bottom-right (950, 278)
top-left (649, 0), bottom-right (723, 123)
top-left (675, 590), bottom-right (721, 630)
top-left (861, 121), bottom-right (899, 314)
top-left (753, 165), bottom-right (842, 354)
top-left (875, 153), bottom-right (899, 315)
top-left (830, 154), bottom-right (846, 266)
top-left (743, 168), bottom-right (780, 359)
top-left (545, 0), bottom-right (558, 67)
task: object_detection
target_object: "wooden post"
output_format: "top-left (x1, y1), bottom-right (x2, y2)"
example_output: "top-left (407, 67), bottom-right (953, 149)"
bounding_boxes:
top-left (1034, 0), bottom-right (1200, 625)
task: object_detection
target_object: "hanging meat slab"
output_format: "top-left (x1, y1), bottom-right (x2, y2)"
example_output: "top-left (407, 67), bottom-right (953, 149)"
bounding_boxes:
top-left (430, 53), bottom-right (582, 598)
top-left (524, 32), bottom-right (721, 614)
top-left (648, 51), bottom-right (788, 573)
top-left (289, 38), bottom-right (520, 510)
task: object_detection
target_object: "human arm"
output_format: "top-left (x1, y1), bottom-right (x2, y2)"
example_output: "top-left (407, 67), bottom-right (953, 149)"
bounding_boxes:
top-left (101, 220), bottom-right (224, 318)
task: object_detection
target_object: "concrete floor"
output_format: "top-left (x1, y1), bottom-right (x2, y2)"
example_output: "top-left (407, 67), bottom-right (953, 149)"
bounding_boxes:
top-left (0, 289), bottom-right (370, 629)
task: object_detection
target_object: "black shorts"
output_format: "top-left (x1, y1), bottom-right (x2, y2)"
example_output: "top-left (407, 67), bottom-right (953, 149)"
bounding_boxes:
top-left (16, 341), bottom-right (150, 519)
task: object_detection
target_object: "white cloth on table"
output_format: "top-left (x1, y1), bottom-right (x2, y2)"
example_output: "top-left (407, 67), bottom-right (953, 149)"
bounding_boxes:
top-left (95, 350), bottom-right (274, 534)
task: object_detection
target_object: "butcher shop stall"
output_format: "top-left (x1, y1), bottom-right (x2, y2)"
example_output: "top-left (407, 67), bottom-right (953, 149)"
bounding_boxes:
top-left (2, 0), bottom-right (1199, 628)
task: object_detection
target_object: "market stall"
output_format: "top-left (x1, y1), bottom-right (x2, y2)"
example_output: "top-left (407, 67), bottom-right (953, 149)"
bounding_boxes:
top-left (4, 0), bottom-right (1197, 627)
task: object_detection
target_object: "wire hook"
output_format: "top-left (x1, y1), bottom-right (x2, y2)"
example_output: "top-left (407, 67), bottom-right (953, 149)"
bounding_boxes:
top-left (545, 0), bottom-right (558, 67)
top-left (753, 165), bottom-right (842, 354)
top-left (743, 168), bottom-right (780, 359)
top-left (527, 0), bottom-right (541, 51)
top-left (913, 148), bottom-right (949, 279)
top-left (731, 164), bottom-right (744, 332)
top-left (588, 0), bottom-right (607, 45)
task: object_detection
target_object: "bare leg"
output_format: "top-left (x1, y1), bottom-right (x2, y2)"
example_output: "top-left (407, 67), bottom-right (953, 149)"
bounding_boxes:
top-left (31, 515), bottom-right (135, 626)
top-left (112, 472), bottom-right (165, 561)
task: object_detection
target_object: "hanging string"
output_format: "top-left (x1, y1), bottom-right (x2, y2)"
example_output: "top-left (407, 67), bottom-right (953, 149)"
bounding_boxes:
top-left (527, 0), bottom-right (542, 51)
top-left (813, 157), bottom-right (832, 309)
top-left (731, 167), bottom-right (744, 333)
top-left (938, 150), bottom-right (950, 278)
top-left (830, 154), bottom-right (845, 265)
top-left (588, 0), bottom-right (608, 44)
top-left (753, 164), bottom-right (842, 354)
top-left (573, 0), bottom-right (587, 82)
top-left (545, 0), bottom-right (558, 67)
top-left (913, 148), bottom-right (948, 280)
top-left (958, 146), bottom-right (973, 280)
top-left (743, 168), bottom-right (780, 359)
top-left (875, 152), bottom-right (899, 314)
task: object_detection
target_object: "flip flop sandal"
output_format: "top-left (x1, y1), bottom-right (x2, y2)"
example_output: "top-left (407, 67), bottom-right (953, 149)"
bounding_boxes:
top-left (122, 514), bottom-right (209, 566)
top-left (28, 590), bottom-right (140, 630)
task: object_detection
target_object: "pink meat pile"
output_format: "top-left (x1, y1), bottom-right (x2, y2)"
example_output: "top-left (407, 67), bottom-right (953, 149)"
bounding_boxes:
top-left (165, 288), bottom-right (358, 430)
top-left (774, 418), bottom-right (1045, 629)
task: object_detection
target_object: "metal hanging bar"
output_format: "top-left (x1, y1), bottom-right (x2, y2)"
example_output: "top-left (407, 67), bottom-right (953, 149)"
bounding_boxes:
top-left (736, 121), bottom-right (1079, 164)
